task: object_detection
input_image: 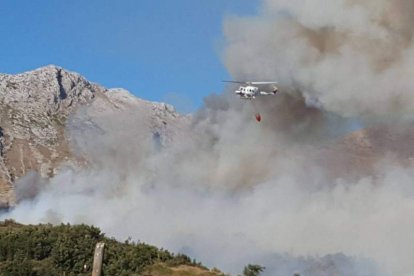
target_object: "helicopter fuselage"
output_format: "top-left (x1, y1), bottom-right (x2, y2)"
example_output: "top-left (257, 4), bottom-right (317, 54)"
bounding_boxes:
top-left (235, 86), bottom-right (259, 99)
top-left (235, 85), bottom-right (278, 99)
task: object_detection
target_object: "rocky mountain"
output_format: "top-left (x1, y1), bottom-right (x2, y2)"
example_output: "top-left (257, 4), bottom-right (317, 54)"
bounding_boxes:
top-left (0, 65), bottom-right (188, 207)
top-left (1, 65), bottom-right (412, 276)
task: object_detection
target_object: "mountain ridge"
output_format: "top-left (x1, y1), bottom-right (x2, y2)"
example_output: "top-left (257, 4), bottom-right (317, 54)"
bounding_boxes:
top-left (0, 65), bottom-right (188, 206)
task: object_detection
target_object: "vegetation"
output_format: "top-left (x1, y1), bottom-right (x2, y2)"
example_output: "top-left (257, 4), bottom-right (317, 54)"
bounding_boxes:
top-left (0, 219), bottom-right (212, 275)
top-left (242, 264), bottom-right (265, 276)
top-left (144, 263), bottom-right (225, 276)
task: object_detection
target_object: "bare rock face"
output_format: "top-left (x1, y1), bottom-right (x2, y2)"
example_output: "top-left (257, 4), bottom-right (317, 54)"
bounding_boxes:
top-left (0, 66), bottom-right (187, 206)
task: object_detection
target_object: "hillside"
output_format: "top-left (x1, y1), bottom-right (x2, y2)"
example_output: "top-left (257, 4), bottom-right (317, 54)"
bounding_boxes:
top-left (0, 220), bottom-right (224, 276)
top-left (1, 66), bottom-right (411, 275)
top-left (0, 66), bottom-right (189, 207)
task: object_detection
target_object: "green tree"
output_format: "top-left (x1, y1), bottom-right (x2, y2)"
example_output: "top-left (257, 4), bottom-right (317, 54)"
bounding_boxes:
top-left (243, 264), bottom-right (265, 276)
top-left (2, 258), bottom-right (36, 276)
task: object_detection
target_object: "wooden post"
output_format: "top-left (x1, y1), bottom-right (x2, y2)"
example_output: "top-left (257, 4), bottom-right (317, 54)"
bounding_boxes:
top-left (92, 242), bottom-right (105, 276)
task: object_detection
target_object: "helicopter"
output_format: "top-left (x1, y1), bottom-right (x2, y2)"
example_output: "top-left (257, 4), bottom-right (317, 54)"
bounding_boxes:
top-left (223, 81), bottom-right (279, 122)
top-left (223, 81), bottom-right (278, 99)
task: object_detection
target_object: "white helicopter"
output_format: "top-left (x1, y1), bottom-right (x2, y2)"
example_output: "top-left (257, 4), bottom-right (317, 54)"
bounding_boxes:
top-left (223, 81), bottom-right (278, 100)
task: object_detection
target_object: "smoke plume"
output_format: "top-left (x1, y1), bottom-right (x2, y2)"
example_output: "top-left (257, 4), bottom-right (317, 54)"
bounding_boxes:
top-left (224, 0), bottom-right (414, 118)
top-left (3, 0), bottom-right (414, 275)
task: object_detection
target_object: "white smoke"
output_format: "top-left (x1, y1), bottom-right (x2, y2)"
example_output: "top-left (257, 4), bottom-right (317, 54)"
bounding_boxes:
top-left (224, 0), bottom-right (414, 118)
top-left (3, 0), bottom-right (414, 275)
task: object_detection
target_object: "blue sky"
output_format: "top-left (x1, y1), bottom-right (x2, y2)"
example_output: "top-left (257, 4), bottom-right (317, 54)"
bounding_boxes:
top-left (0, 0), bottom-right (259, 113)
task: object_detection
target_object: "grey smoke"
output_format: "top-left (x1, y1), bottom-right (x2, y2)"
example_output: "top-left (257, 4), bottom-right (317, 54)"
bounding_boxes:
top-left (14, 172), bottom-right (47, 203)
top-left (3, 0), bottom-right (414, 275)
top-left (224, 0), bottom-right (414, 118)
